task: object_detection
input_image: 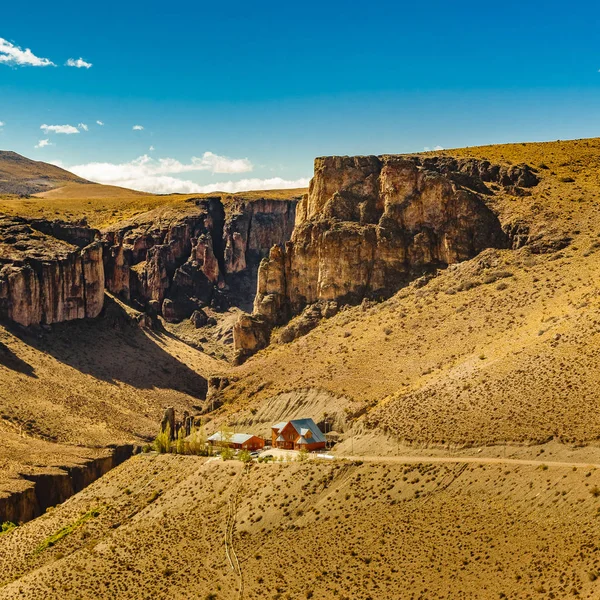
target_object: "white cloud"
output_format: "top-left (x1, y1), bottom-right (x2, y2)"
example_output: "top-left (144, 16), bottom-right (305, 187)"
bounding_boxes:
top-left (149, 145), bottom-right (155, 151)
top-left (35, 139), bottom-right (52, 148)
top-left (0, 121), bottom-right (4, 127)
top-left (41, 124), bottom-right (79, 135)
top-left (0, 37), bottom-right (55, 67)
top-left (66, 57), bottom-right (92, 69)
top-left (96, 120), bottom-right (104, 126)
top-left (186, 177), bottom-right (311, 195)
top-left (63, 153), bottom-right (306, 193)
top-left (423, 145), bottom-right (444, 152)
top-left (78, 123), bottom-right (89, 131)
top-left (132, 125), bottom-right (144, 131)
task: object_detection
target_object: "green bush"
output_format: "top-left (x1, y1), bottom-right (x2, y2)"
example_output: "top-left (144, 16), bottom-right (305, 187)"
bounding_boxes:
top-left (297, 449), bottom-right (309, 462)
top-left (1, 522), bottom-right (17, 535)
top-left (239, 450), bottom-right (252, 463)
top-left (154, 423), bottom-right (171, 454)
top-left (176, 427), bottom-right (185, 454)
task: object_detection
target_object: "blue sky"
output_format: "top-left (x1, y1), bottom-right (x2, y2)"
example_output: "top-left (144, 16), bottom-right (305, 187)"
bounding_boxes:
top-left (1, 0), bottom-right (600, 192)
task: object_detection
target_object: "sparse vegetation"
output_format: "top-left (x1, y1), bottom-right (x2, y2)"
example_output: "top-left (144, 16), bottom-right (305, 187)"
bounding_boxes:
top-left (35, 507), bottom-right (103, 554)
top-left (0, 522), bottom-right (16, 536)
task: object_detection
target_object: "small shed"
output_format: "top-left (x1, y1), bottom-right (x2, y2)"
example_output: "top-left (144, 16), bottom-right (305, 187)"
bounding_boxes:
top-left (208, 432), bottom-right (265, 451)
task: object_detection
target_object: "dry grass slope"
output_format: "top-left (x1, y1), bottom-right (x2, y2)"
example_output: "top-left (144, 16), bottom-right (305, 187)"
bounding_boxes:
top-left (0, 180), bottom-right (306, 229)
top-left (2, 454), bottom-right (600, 599)
top-left (215, 138), bottom-right (600, 447)
top-left (0, 296), bottom-right (225, 492)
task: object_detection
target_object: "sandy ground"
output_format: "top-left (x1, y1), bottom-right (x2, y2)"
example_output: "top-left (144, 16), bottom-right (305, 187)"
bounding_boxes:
top-left (2, 452), bottom-right (600, 599)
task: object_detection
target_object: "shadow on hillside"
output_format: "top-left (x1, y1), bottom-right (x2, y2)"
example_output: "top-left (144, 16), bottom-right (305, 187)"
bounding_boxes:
top-left (0, 341), bottom-right (37, 377)
top-left (6, 297), bottom-right (207, 399)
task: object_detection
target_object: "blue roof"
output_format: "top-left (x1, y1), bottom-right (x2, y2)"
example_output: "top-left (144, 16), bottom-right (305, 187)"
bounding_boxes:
top-left (272, 418), bottom-right (325, 444)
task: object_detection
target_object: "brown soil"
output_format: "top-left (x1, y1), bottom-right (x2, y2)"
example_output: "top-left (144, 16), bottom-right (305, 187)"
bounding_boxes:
top-left (2, 453), bottom-right (600, 599)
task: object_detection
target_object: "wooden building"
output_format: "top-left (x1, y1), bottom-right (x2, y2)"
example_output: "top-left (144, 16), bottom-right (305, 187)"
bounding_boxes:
top-left (207, 432), bottom-right (265, 451)
top-left (271, 419), bottom-right (326, 452)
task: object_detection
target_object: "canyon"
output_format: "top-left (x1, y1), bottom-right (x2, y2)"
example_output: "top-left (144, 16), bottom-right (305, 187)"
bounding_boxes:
top-left (3, 138), bottom-right (600, 599)
top-left (0, 195), bottom-right (298, 329)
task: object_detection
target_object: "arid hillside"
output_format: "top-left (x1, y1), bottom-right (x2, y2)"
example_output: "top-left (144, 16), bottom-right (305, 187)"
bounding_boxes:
top-left (0, 151), bottom-right (89, 196)
top-left (0, 295), bottom-right (222, 498)
top-left (214, 138), bottom-right (600, 448)
top-left (0, 174), bottom-right (305, 229)
top-left (2, 453), bottom-right (600, 599)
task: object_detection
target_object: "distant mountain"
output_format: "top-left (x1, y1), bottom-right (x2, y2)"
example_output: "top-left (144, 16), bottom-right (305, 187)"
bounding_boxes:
top-left (0, 150), bottom-right (89, 196)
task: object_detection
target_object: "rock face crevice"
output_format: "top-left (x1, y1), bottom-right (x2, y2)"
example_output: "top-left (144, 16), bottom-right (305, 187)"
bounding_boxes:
top-left (0, 445), bottom-right (134, 526)
top-left (102, 197), bottom-right (298, 321)
top-left (0, 217), bottom-right (105, 327)
top-left (234, 155), bottom-right (539, 361)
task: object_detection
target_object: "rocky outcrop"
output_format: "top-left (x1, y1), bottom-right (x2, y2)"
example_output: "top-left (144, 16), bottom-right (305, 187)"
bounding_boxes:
top-left (232, 314), bottom-right (272, 364)
top-left (160, 407), bottom-right (176, 439)
top-left (234, 155), bottom-right (539, 360)
top-left (102, 196), bottom-right (298, 323)
top-left (0, 216), bottom-right (104, 326)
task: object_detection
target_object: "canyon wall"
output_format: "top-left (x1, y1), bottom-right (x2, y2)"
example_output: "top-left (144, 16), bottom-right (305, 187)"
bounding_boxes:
top-left (0, 196), bottom-right (297, 329)
top-left (102, 197), bottom-right (297, 322)
top-left (0, 445), bottom-right (134, 525)
top-left (0, 216), bottom-right (104, 327)
top-left (234, 155), bottom-right (539, 361)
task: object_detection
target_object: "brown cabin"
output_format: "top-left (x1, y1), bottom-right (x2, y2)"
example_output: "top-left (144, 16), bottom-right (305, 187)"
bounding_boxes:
top-left (207, 432), bottom-right (265, 451)
top-left (271, 419), bottom-right (326, 452)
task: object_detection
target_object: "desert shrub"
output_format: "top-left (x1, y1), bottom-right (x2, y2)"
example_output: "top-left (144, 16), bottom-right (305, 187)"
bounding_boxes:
top-left (590, 486), bottom-right (600, 497)
top-left (239, 450), bottom-right (252, 463)
top-left (297, 448), bottom-right (309, 462)
top-left (483, 270), bottom-right (513, 284)
top-left (457, 280), bottom-right (479, 292)
top-left (1, 522), bottom-right (17, 535)
top-left (221, 446), bottom-right (234, 461)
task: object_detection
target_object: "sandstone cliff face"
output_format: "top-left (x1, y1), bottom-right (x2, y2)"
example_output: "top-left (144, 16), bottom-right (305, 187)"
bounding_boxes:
top-left (234, 155), bottom-right (538, 361)
top-left (0, 217), bottom-right (104, 327)
top-left (102, 197), bottom-right (297, 322)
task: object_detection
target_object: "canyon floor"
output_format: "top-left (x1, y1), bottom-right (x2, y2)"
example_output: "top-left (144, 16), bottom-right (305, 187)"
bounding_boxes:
top-left (3, 138), bottom-right (600, 597)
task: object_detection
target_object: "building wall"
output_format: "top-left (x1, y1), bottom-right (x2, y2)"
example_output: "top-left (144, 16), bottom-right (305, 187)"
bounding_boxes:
top-left (242, 437), bottom-right (265, 451)
top-left (297, 441), bottom-right (326, 452)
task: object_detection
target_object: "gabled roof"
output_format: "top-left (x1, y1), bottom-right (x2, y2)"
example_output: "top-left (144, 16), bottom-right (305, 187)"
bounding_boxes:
top-left (272, 418), bottom-right (325, 443)
top-left (208, 432), bottom-right (258, 444)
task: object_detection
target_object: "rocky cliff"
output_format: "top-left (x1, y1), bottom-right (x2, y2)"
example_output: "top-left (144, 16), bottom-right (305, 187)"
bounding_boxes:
top-left (0, 216), bottom-right (104, 327)
top-left (102, 196), bottom-right (297, 322)
top-left (234, 155), bottom-right (539, 361)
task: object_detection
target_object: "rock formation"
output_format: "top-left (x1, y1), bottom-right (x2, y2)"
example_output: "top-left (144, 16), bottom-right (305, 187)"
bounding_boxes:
top-left (102, 196), bottom-right (297, 322)
top-left (0, 216), bottom-right (104, 326)
top-left (234, 155), bottom-right (539, 361)
top-left (160, 407), bottom-right (176, 439)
